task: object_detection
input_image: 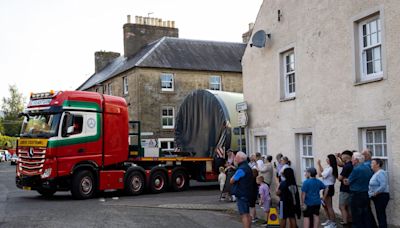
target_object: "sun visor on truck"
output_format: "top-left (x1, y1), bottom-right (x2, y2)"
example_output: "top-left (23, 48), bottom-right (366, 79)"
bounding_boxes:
top-left (175, 89), bottom-right (244, 157)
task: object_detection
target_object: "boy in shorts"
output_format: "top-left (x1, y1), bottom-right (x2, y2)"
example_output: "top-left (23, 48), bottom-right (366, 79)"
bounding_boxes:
top-left (301, 167), bottom-right (326, 228)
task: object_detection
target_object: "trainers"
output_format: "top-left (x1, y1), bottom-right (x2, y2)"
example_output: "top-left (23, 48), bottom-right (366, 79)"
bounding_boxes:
top-left (261, 221), bottom-right (268, 227)
top-left (251, 217), bottom-right (258, 223)
top-left (325, 223), bottom-right (336, 228)
top-left (321, 220), bottom-right (331, 226)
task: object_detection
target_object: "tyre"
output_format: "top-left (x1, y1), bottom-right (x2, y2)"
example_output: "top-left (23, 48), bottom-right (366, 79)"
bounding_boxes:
top-left (71, 170), bottom-right (96, 200)
top-left (171, 169), bottom-right (189, 192)
top-left (124, 171), bottom-right (145, 195)
top-left (37, 188), bottom-right (56, 197)
top-left (149, 171), bottom-right (167, 193)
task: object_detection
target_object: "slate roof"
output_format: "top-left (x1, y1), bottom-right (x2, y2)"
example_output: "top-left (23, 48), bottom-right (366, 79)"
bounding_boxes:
top-left (77, 37), bottom-right (246, 91)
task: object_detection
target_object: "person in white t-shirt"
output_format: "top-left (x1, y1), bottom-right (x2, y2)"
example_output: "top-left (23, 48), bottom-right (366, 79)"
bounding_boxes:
top-left (317, 154), bottom-right (338, 227)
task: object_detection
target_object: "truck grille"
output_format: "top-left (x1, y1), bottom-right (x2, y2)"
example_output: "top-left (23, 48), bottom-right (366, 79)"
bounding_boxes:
top-left (18, 148), bottom-right (46, 176)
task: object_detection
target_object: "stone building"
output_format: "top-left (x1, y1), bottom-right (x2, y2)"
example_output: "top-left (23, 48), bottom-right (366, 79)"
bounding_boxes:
top-left (242, 0), bottom-right (400, 225)
top-left (77, 16), bottom-right (245, 153)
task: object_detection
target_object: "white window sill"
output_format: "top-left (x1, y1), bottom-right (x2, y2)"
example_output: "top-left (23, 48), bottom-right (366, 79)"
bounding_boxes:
top-left (280, 97), bottom-right (296, 102)
top-left (355, 77), bottom-right (384, 86)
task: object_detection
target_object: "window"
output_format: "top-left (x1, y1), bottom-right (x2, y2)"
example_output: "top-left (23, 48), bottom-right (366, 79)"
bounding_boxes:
top-left (299, 134), bottom-right (313, 180)
top-left (123, 77), bottom-right (128, 95)
top-left (95, 88), bottom-right (99, 93)
top-left (158, 138), bottom-right (175, 153)
top-left (209, 76), bottom-right (222, 91)
top-left (255, 136), bottom-right (267, 157)
top-left (108, 83), bottom-right (113, 95)
top-left (103, 84), bottom-right (107, 94)
top-left (354, 12), bottom-right (383, 83)
top-left (161, 107), bottom-right (174, 129)
top-left (359, 16), bottom-right (382, 80)
top-left (362, 128), bottom-right (388, 170)
top-left (281, 50), bottom-right (295, 99)
top-left (161, 73), bottom-right (174, 91)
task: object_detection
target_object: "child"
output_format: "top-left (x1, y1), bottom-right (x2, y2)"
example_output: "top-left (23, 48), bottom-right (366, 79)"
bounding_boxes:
top-left (218, 166), bottom-right (226, 200)
top-left (257, 175), bottom-right (271, 227)
top-left (301, 167), bottom-right (326, 228)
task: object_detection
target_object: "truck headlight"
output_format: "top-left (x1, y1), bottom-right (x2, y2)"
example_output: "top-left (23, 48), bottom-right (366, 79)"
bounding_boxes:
top-left (41, 168), bottom-right (52, 179)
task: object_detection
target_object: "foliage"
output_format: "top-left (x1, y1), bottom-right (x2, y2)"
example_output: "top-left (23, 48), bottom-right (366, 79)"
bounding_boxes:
top-left (1, 85), bottom-right (25, 137)
top-left (0, 134), bottom-right (17, 149)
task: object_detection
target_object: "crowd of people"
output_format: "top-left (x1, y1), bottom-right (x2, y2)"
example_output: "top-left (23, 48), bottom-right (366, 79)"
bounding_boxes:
top-left (217, 149), bottom-right (390, 228)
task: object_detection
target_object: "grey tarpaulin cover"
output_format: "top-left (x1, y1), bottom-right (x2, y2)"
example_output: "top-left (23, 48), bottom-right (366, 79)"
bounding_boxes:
top-left (175, 89), bottom-right (243, 157)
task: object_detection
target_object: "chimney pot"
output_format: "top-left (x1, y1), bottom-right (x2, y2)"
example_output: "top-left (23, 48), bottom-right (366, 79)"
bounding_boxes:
top-left (127, 15), bottom-right (131, 23)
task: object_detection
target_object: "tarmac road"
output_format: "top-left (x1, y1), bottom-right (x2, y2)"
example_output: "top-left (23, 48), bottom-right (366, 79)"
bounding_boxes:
top-left (0, 162), bottom-right (242, 228)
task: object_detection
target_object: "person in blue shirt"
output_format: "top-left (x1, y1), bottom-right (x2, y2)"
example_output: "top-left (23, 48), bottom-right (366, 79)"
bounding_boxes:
top-left (301, 167), bottom-right (326, 228)
top-left (230, 151), bottom-right (253, 228)
top-left (344, 152), bottom-right (375, 228)
top-left (369, 158), bottom-right (390, 228)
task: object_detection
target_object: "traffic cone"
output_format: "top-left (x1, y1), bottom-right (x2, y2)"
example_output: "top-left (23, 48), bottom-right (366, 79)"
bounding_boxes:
top-left (267, 207), bottom-right (280, 227)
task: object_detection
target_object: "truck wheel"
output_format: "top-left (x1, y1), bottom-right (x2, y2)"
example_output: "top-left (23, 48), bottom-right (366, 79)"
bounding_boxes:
top-left (125, 171), bottom-right (145, 195)
top-left (71, 170), bottom-right (96, 200)
top-left (150, 171), bottom-right (167, 193)
top-left (171, 170), bottom-right (189, 191)
top-left (37, 188), bottom-right (56, 197)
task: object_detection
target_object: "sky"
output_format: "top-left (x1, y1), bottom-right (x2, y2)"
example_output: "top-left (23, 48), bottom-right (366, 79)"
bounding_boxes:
top-left (0, 0), bottom-right (262, 104)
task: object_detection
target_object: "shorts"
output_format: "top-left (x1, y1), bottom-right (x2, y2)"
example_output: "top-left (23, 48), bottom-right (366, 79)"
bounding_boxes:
top-left (339, 191), bottom-right (350, 206)
top-left (249, 198), bottom-right (256, 207)
top-left (303, 205), bottom-right (320, 217)
top-left (326, 185), bottom-right (335, 197)
top-left (279, 201), bottom-right (296, 219)
top-left (236, 197), bottom-right (250, 215)
top-left (262, 200), bottom-right (271, 212)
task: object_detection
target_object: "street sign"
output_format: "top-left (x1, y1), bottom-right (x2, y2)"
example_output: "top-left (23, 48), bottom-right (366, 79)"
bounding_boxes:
top-left (236, 101), bottom-right (248, 112)
top-left (237, 112), bottom-right (248, 126)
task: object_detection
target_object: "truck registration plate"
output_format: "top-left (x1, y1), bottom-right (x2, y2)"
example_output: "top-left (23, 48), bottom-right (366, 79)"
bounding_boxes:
top-left (22, 186), bottom-right (31, 191)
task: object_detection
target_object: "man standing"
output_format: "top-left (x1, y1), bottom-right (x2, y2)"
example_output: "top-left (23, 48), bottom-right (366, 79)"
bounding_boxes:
top-left (336, 150), bottom-right (353, 225)
top-left (362, 149), bottom-right (373, 168)
top-left (344, 152), bottom-right (373, 228)
top-left (230, 151), bottom-right (253, 228)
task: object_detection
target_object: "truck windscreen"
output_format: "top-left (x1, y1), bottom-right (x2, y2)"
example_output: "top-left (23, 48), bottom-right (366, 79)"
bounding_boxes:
top-left (20, 113), bottom-right (61, 138)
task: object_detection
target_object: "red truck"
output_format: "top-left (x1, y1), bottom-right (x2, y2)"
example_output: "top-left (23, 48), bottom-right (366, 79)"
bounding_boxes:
top-left (16, 90), bottom-right (219, 199)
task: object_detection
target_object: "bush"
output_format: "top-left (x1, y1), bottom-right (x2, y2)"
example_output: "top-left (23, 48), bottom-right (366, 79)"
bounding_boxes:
top-left (0, 134), bottom-right (17, 149)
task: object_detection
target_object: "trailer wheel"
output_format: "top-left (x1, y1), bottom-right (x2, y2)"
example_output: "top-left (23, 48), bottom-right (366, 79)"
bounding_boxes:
top-left (37, 188), bottom-right (56, 197)
top-left (150, 171), bottom-right (167, 193)
top-left (171, 170), bottom-right (189, 191)
top-left (71, 170), bottom-right (96, 200)
top-left (125, 171), bottom-right (145, 195)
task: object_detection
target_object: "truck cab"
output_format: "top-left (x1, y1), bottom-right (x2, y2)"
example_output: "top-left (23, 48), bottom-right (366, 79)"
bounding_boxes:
top-left (16, 90), bottom-right (128, 199)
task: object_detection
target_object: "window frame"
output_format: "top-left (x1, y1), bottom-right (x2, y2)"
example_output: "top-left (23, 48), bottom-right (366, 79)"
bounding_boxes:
top-left (255, 135), bottom-right (267, 157)
top-left (361, 127), bottom-right (388, 170)
top-left (299, 134), bottom-right (314, 181)
top-left (160, 73), bottom-right (174, 92)
top-left (158, 138), bottom-right (175, 153)
top-left (123, 77), bottom-right (128, 95)
top-left (161, 106), bottom-right (175, 129)
top-left (102, 84), bottom-right (107, 95)
top-left (359, 15), bottom-right (383, 81)
top-left (209, 75), bottom-right (222, 91)
top-left (108, 83), bottom-right (113, 95)
top-left (280, 49), bottom-right (296, 99)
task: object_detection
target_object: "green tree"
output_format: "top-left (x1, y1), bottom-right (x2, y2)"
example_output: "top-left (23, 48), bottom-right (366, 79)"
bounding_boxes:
top-left (1, 85), bottom-right (25, 137)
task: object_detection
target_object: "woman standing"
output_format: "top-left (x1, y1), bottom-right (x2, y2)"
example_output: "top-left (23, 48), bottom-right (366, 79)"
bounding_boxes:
top-left (369, 158), bottom-right (390, 228)
top-left (277, 167), bottom-right (300, 228)
top-left (317, 154), bottom-right (338, 227)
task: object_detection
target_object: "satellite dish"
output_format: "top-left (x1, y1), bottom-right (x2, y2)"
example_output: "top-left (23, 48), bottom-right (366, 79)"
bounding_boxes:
top-left (250, 30), bottom-right (270, 48)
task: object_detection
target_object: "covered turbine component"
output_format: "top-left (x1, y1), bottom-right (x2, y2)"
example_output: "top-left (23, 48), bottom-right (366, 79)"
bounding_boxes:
top-left (174, 89), bottom-right (244, 158)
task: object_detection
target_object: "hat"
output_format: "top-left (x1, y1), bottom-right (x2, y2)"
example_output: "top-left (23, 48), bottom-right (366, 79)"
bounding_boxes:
top-left (306, 167), bottom-right (317, 177)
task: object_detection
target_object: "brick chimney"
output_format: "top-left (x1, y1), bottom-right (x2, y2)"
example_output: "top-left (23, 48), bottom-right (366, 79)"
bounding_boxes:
top-left (242, 23), bottom-right (255, 43)
top-left (94, 51), bottom-right (120, 73)
top-left (123, 15), bottom-right (179, 58)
